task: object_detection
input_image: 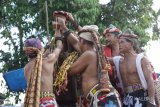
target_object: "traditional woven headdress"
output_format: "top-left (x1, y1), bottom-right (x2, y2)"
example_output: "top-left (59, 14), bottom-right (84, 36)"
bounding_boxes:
top-left (79, 25), bottom-right (111, 93)
top-left (119, 29), bottom-right (138, 42)
top-left (24, 38), bottom-right (42, 50)
top-left (119, 29), bottom-right (141, 53)
top-left (24, 38), bottom-right (42, 58)
top-left (78, 25), bottom-right (99, 43)
top-left (24, 38), bottom-right (43, 107)
top-left (103, 24), bottom-right (121, 36)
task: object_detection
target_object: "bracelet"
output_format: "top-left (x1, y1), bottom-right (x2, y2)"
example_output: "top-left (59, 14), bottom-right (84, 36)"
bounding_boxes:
top-left (63, 30), bottom-right (72, 39)
top-left (55, 36), bottom-right (63, 42)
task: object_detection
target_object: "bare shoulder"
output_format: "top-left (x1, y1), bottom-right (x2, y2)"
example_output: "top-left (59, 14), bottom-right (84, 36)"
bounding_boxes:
top-left (69, 50), bottom-right (96, 75)
top-left (141, 56), bottom-right (150, 65)
top-left (24, 63), bottom-right (29, 73)
top-left (44, 52), bottom-right (56, 62)
top-left (141, 56), bottom-right (152, 74)
top-left (76, 50), bottom-right (96, 65)
top-left (24, 63), bottom-right (30, 80)
top-left (82, 50), bottom-right (96, 58)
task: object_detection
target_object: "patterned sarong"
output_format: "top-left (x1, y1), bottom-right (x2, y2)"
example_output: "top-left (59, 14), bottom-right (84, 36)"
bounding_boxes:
top-left (86, 84), bottom-right (122, 107)
top-left (40, 97), bottom-right (58, 107)
top-left (123, 89), bottom-right (156, 107)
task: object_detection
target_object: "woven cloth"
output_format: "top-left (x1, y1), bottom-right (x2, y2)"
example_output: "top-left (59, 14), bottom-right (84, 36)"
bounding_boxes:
top-left (155, 78), bottom-right (160, 101)
top-left (24, 47), bottom-right (43, 107)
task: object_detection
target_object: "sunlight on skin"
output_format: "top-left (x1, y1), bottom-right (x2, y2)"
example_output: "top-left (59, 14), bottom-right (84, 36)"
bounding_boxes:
top-left (0, 0), bottom-right (159, 106)
top-left (99, 0), bottom-right (160, 73)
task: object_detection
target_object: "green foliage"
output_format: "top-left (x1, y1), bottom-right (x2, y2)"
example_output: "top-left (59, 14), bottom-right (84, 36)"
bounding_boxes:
top-left (0, 0), bottom-right (158, 104)
top-left (152, 9), bottom-right (160, 39)
top-left (0, 0), bottom-right (100, 70)
top-left (96, 0), bottom-right (155, 45)
top-left (47, 0), bottom-right (100, 36)
top-left (0, 0), bottom-right (100, 104)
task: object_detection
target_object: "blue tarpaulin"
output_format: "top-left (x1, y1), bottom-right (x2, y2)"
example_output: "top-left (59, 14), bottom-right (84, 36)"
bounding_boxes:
top-left (3, 68), bottom-right (27, 92)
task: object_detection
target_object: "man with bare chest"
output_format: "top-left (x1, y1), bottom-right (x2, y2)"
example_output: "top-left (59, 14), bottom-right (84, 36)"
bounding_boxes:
top-left (69, 27), bottom-right (122, 107)
top-left (56, 15), bottom-right (122, 106)
top-left (23, 29), bottom-right (62, 107)
top-left (113, 30), bottom-right (156, 107)
top-left (103, 25), bottom-right (124, 99)
top-left (120, 55), bottom-right (141, 87)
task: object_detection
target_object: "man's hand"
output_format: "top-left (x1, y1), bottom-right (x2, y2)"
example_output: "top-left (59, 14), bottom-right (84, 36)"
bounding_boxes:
top-left (65, 12), bottom-right (81, 31)
top-left (53, 11), bottom-right (67, 21)
top-left (56, 17), bottom-right (69, 33)
top-left (52, 21), bottom-right (60, 30)
top-left (53, 11), bottom-right (74, 22)
top-left (65, 12), bottom-right (75, 22)
top-left (53, 11), bottom-right (68, 32)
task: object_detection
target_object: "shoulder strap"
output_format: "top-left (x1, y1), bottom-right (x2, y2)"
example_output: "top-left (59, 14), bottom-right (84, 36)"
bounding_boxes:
top-left (113, 56), bottom-right (124, 91)
top-left (136, 53), bottom-right (148, 90)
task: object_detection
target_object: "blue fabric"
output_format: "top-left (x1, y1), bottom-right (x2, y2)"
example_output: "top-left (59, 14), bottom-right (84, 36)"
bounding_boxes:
top-left (3, 68), bottom-right (27, 92)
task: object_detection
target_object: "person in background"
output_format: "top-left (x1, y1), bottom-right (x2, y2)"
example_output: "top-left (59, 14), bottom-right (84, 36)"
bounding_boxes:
top-left (56, 16), bottom-right (122, 107)
top-left (113, 30), bottom-right (156, 107)
top-left (24, 27), bottom-right (63, 107)
top-left (102, 25), bottom-right (124, 100)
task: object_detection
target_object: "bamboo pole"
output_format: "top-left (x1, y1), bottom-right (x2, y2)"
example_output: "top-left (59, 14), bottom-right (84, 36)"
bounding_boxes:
top-left (45, 1), bottom-right (50, 42)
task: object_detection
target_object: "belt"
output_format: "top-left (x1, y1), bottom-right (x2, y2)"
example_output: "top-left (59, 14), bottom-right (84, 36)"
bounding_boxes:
top-left (86, 84), bottom-right (117, 107)
top-left (125, 84), bottom-right (143, 93)
top-left (40, 92), bottom-right (55, 99)
top-left (86, 84), bottom-right (111, 101)
top-left (86, 84), bottom-right (99, 101)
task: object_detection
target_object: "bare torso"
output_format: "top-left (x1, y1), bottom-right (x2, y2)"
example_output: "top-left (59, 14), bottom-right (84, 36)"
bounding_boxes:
top-left (24, 57), bottom-right (55, 93)
top-left (119, 55), bottom-right (141, 87)
top-left (81, 55), bottom-right (98, 97)
top-left (70, 50), bottom-right (98, 97)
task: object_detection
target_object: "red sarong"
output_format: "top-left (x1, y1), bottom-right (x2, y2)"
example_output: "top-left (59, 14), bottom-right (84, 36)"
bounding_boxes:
top-left (40, 97), bottom-right (58, 107)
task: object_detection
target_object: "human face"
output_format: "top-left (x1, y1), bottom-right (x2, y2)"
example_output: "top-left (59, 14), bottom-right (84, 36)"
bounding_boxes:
top-left (104, 33), bottom-right (117, 45)
top-left (119, 37), bottom-right (132, 54)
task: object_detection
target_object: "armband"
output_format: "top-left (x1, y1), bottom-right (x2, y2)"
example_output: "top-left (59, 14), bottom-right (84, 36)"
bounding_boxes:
top-left (55, 36), bottom-right (63, 42)
top-left (63, 30), bottom-right (72, 39)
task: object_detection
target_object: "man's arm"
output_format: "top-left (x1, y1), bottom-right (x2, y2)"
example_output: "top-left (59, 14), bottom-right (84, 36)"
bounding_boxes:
top-left (141, 57), bottom-right (155, 104)
top-left (66, 31), bottom-right (81, 52)
top-left (58, 17), bottom-right (81, 52)
top-left (69, 51), bottom-right (92, 75)
top-left (65, 12), bottom-right (82, 32)
top-left (24, 66), bottom-right (29, 83)
top-left (47, 30), bottom-right (63, 63)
